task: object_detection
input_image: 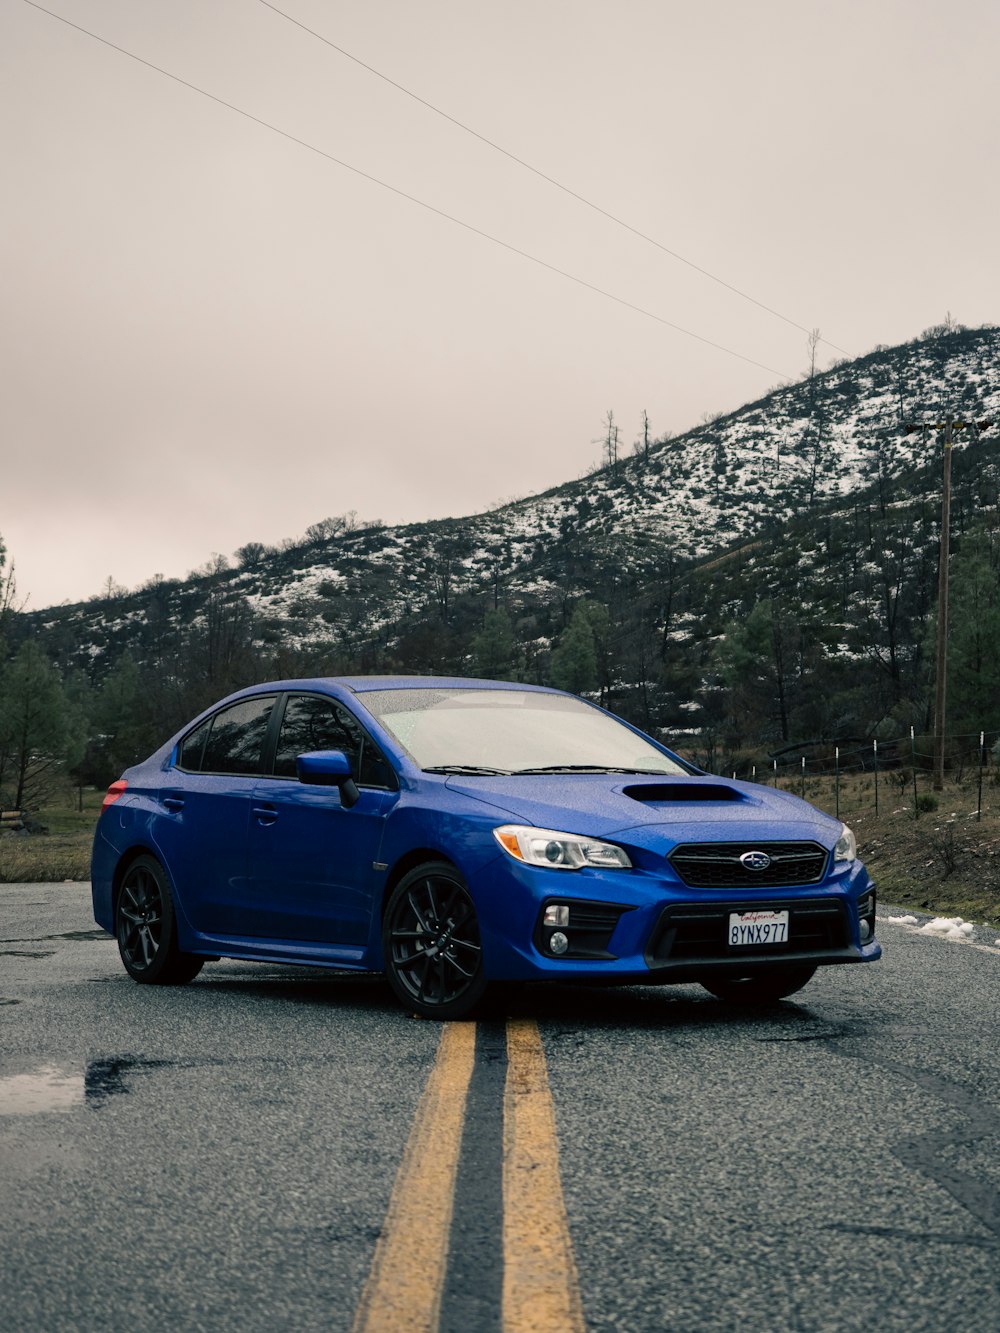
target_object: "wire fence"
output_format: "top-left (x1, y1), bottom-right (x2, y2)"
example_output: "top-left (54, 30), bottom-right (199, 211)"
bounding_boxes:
top-left (688, 729), bottom-right (1000, 821)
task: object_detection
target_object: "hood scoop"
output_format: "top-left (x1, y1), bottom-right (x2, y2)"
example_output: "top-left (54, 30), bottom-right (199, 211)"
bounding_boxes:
top-left (623, 782), bottom-right (744, 804)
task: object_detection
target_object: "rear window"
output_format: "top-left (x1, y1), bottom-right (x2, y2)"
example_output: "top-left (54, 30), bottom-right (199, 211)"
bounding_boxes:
top-left (179, 696), bottom-right (275, 775)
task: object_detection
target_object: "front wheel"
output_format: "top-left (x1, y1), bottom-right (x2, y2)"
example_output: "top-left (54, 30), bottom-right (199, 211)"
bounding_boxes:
top-left (701, 964), bottom-right (817, 1005)
top-left (115, 855), bottom-right (204, 985)
top-left (383, 863), bottom-right (487, 1019)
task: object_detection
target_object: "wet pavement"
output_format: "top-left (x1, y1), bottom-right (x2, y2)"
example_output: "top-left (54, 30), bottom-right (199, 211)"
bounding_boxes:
top-left (1, 882), bottom-right (998, 1332)
top-left (0, 882), bottom-right (436, 1332)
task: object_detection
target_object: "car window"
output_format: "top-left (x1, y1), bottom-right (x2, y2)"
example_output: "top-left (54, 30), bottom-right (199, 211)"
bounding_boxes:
top-left (196, 696), bottom-right (275, 776)
top-left (178, 717), bottom-right (211, 772)
top-left (272, 694), bottom-right (395, 788)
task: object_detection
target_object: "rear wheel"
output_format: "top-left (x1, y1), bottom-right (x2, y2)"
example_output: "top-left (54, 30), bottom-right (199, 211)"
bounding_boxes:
top-left (115, 855), bottom-right (204, 985)
top-left (701, 965), bottom-right (816, 1005)
top-left (383, 863), bottom-right (487, 1019)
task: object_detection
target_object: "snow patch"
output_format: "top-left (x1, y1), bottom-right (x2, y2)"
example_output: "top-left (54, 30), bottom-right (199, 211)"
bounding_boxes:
top-left (883, 912), bottom-right (997, 950)
top-left (918, 916), bottom-right (976, 940)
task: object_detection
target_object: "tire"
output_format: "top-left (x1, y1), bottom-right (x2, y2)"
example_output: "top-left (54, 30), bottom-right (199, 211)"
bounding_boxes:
top-left (115, 855), bottom-right (204, 986)
top-left (700, 964), bottom-right (817, 1005)
top-left (382, 862), bottom-right (487, 1019)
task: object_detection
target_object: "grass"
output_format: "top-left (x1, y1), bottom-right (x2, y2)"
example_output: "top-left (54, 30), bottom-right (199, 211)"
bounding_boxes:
top-left (0, 785), bottom-right (102, 884)
top-left (776, 767), bottom-right (1000, 928)
top-left (3, 772), bottom-right (998, 929)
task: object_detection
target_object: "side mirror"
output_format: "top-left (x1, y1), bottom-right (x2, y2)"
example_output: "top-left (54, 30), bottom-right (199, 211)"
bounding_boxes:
top-left (295, 750), bottom-right (360, 809)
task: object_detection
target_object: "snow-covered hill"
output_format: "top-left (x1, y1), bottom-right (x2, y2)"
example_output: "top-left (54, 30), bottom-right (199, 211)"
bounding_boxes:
top-left (30, 324), bottom-right (1000, 675)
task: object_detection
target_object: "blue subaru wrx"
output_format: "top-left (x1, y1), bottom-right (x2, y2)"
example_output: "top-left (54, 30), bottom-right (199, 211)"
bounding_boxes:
top-left (91, 676), bottom-right (880, 1018)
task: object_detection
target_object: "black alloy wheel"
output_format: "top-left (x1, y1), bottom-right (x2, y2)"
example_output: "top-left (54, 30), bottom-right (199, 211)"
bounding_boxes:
top-left (701, 964), bottom-right (817, 1005)
top-left (115, 855), bottom-right (204, 985)
top-left (383, 863), bottom-right (487, 1019)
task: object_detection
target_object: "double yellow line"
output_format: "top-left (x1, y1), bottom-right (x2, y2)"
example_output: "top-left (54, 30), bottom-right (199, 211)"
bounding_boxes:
top-left (352, 1019), bottom-right (585, 1333)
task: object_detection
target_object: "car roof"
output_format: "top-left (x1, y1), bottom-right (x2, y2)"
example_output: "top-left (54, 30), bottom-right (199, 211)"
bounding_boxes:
top-left (235, 675), bottom-right (557, 696)
top-left (342, 676), bottom-right (553, 694)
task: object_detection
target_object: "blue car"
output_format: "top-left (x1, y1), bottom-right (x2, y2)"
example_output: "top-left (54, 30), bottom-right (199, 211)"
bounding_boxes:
top-left (91, 676), bottom-right (880, 1017)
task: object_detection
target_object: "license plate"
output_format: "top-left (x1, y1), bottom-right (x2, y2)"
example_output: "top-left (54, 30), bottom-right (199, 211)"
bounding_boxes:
top-left (728, 909), bottom-right (789, 947)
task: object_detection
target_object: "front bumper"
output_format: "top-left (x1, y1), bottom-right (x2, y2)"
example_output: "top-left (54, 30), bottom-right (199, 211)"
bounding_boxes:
top-left (472, 853), bottom-right (881, 983)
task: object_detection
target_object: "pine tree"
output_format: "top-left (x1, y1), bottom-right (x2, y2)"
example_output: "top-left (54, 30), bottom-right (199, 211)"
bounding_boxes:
top-left (947, 525), bottom-right (1000, 730)
top-left (0, 641), bottom-right (85, 809)
top-left (471, 608), bottom-right (518, 681)
top-left (550, 602), bottom-right (608, 696)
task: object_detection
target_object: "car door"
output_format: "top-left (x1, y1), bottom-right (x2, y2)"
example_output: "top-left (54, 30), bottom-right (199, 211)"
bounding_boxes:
top-left (155, 694), bottom-right (277, 936)
top-left (245, 692), bottom-right (397, 946)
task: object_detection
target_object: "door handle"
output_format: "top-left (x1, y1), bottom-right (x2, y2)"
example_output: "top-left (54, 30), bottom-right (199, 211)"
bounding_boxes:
top-left (162, 795), bottom-right (185, 813)
top-left (253, 804), bottom-right (278, 826)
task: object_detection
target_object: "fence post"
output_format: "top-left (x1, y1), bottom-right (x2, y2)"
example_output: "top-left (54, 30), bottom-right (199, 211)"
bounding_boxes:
top-left (874, 738), bottom-right (879, 817)
top-left (773, 759), bottom-right (778, 788)
top-left (910, 725), bottom-right (919, 818)
top-left (835, 746), bottom-right (840, 820)
top-left (978, 730), bottom-right (985, 822)
top-left (800, 755), bottom-right (806, 798)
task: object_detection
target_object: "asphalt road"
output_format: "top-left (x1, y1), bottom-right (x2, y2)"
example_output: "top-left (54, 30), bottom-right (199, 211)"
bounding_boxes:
top-left (1, 883), bottom-right (997, 1332)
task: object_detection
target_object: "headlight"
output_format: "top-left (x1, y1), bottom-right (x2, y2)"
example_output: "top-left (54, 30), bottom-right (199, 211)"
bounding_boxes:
top-left (493, 825), bottom-right (632, 871)
top-left (834, 824), bottom-right (857, 863)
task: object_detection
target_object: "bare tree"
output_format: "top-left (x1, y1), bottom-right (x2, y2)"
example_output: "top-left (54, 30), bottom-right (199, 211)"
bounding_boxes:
top-left (804, 328), bottom-right (827, 504)
top-left (98, 575), bottom-right (128, 602)
top-left (0, 533), bottom-right (23, 633)
top-left (633, 409), bottom-right (651, 464)
top-left (807, 327), bottom-right (821, 383)
top-left (235, 541), bottom-right (267, 568)
top-left (595, 410), bottom-right (618, 471)
top-left (188, 554), bottom-right (230, 581)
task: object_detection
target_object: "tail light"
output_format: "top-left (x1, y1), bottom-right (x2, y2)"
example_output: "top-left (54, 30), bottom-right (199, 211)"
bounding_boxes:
top-left (101, 780), bottom-right (128, 812)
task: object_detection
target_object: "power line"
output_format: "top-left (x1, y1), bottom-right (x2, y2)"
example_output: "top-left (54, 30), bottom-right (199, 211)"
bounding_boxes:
top-left (257, 0), bottom-right (850, 358)
top-left (21, 0), bottom-right (794, 380)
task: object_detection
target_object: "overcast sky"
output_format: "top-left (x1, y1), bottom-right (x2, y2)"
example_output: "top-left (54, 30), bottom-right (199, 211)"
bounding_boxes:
top-left (3, 0), bottom-right (998, 610)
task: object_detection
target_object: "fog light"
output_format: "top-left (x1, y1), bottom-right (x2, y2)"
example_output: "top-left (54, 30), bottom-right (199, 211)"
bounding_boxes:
top-left (549, 931), bottom-right (569, 955)
top-left (544, 904), bottom-right (570, 927)
top-left (857, 889), bottom-right (876, 945)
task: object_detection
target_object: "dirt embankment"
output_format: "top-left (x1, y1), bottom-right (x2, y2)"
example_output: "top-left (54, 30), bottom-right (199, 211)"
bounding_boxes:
top-left (831, 775), bottom-right (1000, 928)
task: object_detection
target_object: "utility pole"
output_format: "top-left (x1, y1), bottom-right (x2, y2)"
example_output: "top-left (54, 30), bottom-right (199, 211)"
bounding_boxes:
top-left (932, 419), bottom-right (954, 792)
top-left (905, 417), bottom-right (992, 791)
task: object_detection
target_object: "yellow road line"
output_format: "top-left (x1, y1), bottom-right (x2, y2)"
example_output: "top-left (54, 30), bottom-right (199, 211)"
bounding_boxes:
top-left (503, 1018), bottom-right (586, 1333)
top-left (352, 1021), bottom-right (477, 1333)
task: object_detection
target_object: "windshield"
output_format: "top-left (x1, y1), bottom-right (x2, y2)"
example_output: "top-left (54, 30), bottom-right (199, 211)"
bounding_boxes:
top-left (357, 688), bottom-right (688, 775)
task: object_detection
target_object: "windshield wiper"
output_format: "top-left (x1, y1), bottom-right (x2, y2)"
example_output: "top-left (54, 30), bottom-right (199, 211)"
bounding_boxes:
top-left (422, 764), bottom-right (513, 776)
top-left (510, 765), bottom-right (674, 776)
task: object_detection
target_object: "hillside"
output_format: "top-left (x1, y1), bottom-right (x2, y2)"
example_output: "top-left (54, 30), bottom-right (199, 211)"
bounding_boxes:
top-left (16, 323), bottom-right (1000, 776)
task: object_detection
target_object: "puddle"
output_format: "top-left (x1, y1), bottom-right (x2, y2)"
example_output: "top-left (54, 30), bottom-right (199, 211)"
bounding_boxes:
top-left (0, 1056), bottom-right (174, 1114)
top-left (0, 931), bottom-right (109, 946)
top-left (85, 1056), bottom-right (173, 1103)
top-left (0, 1065), bottom-right (84, 1115)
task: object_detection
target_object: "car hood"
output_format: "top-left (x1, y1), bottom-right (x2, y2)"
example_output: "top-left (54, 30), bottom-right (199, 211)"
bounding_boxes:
top-left (444, 773), bottom-right (840, 850)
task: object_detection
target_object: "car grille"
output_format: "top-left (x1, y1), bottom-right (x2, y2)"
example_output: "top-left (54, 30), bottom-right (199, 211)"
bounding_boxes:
top-left (647, 899), bottom-right (849, 966)
top-left (668, 841), bottom-right (828, 889)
